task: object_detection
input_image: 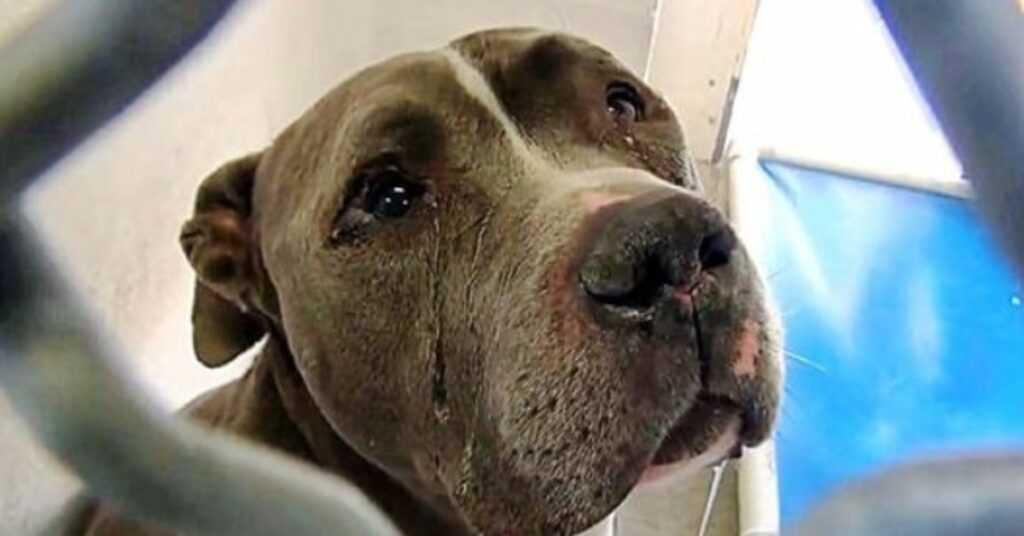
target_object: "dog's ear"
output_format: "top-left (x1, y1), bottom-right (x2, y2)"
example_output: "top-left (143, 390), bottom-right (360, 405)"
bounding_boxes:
top-left (180, 152), bottom-right (267, 367)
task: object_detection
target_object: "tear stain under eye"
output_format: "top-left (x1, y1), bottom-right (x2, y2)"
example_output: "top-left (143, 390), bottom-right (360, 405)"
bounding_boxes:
top-left (429, 205), bottom-right (449, 423)
top-left (692, 305), bottom-right (710, 387)
top-left (432, 341), bottom-right (450, 422)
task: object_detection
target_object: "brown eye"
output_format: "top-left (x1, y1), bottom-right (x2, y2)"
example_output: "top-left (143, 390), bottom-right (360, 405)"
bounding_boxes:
top-left (606, 82), bottom-right (645, 123)
top-left (330, 158), bottom-right (430, 246)
top-left (365, 166), bottom-right (423, 219)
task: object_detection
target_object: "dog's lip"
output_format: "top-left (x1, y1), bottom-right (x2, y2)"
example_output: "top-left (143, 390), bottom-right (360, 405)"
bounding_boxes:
top-left (637, 417), bottom-right (741, 487)
top-left (637, 396), bottom-right (743, 487)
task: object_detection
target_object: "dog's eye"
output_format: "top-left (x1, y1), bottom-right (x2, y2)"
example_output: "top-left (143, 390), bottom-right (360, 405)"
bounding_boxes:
top-left (606, 82), bottom-right (645, 123)
top-left (365, 167), bottom-right (424, 219)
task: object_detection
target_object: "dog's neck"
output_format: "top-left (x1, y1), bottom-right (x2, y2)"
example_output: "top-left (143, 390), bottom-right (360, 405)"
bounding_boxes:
top-left (238, 337), bottom-right (472, 535)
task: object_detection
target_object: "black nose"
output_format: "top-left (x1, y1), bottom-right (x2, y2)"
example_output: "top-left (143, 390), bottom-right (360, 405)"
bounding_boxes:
top-left (578, 193), bottom-right (736, 313)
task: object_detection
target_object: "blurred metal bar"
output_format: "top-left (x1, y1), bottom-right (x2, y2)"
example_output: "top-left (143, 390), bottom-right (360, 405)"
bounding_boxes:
top-left (874, 0), bottom-right (1024, 275)
top-left (0, 216), bottom-right (400, 536)
top-left (0, 1), bottom-right (235, 201)
top-left (791, 453), bottom-right (1024, 536)
top-left (0, 1), bottom-right (399, 534)
top-left (791, 3), bottom-right (1024, 534)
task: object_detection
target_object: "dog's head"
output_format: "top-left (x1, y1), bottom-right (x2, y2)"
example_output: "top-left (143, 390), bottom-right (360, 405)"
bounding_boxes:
top-left (179, 28), bottom-right (782, 535)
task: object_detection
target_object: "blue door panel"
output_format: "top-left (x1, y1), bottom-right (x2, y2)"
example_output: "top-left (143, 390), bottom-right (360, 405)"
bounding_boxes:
top-left (748, 160), bottom-right (1024, 525)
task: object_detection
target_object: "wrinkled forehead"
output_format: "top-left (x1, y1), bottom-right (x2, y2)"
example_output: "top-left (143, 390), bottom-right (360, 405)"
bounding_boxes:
top-left (255, 29), bottom-right (643, 217)
top-left (327, 51), bottom-right (475, 166)
top-left (449, 27), bottom-right (624, 80)
top-left (335, 28), bottom-right (619, 156)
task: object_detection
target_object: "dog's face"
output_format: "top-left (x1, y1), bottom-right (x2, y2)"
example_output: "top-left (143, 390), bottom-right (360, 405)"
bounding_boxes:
top-left (181, 28), bottom-right (781, 535)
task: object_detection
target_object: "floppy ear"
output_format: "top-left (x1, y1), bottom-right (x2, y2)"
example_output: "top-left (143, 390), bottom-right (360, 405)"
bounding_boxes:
top-left (180, 152), bottom-right (267, 367)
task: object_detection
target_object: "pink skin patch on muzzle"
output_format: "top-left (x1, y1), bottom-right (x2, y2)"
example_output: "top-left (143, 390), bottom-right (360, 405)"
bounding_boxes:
top-left (580, 191), bottom-right (636, 215)
top-left (732, 320), bottom-right (760, 378)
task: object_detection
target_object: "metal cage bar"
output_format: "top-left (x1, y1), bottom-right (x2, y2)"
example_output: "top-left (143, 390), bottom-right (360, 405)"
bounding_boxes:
top-left (0, 2), bottom-right (398, 535)
top-left (792, 1), bottom-right (1024, 534)
top-left (1, 2), bottom-right (233, 198)
top-left (874, 0), bottom-right (1024, 276)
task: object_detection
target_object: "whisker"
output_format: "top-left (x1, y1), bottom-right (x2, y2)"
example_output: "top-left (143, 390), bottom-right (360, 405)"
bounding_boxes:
top-left (784, 350), bottom-right (827, 373)
top-left (775, 396), bottom-right (802, 433)
top-left (781, 386), bottom-right (800, 409)
top-left (764, 266), bottom-right (787, 281)
top-left (777, 302), bottom-right (809, 320)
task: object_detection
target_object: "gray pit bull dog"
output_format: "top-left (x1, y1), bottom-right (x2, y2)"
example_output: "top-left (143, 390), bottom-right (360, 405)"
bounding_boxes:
top-left (82, 28), bottom-right (782, 536)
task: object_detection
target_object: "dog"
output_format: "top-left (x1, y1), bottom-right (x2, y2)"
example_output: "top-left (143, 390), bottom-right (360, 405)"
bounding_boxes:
top-left (80, 27), bottom-right (782, 536)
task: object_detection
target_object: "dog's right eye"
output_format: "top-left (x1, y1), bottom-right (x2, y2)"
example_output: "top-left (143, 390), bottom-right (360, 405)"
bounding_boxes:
top-left (329, 161), bottom-right (429, 246)
top-left (365, 167), bottom-right (424, 219)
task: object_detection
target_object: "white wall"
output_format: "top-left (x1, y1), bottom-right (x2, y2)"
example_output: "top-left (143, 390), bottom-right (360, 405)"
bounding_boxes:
top-left (728, 0), bottom-right (961, 181)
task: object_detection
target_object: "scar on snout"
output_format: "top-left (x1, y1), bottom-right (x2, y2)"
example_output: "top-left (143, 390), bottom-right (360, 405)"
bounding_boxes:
top-left (579, 191), bottom-right (634, 214)
top-left (733, 320), bottom-right (760, 378)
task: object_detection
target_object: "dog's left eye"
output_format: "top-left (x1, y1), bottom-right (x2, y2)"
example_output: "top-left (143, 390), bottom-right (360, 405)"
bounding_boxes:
top-left (606, 82), bottom-right (645, 123)
top-left (365, 167), bottom-right (424, 219)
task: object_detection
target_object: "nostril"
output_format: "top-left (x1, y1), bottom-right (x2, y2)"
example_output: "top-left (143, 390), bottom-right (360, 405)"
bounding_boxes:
top-left (581, 255), bottom-right (667, 310)
top-left (698, 229), bottom-right (737, 272)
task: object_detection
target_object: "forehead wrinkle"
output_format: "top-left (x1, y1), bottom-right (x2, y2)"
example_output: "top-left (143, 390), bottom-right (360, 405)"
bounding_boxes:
top-left (439, 47), bottom-right (553, 177)
top-left (351, 104), bottom-right (443, 152)
top-left (324, 53), bottom-right (450, 143)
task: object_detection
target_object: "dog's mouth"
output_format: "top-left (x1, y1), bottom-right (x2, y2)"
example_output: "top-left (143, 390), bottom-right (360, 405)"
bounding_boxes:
top-left (638, 395), bottom-right (743, 486)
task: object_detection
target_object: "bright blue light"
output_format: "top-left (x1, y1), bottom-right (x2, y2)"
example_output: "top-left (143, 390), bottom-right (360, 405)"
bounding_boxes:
top-left (753, 160), bottom-right (1024, 526)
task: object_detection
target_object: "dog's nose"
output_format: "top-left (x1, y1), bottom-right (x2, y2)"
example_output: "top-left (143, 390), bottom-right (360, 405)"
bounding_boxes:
top-left (579, 193), bottom-right (736, 313)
